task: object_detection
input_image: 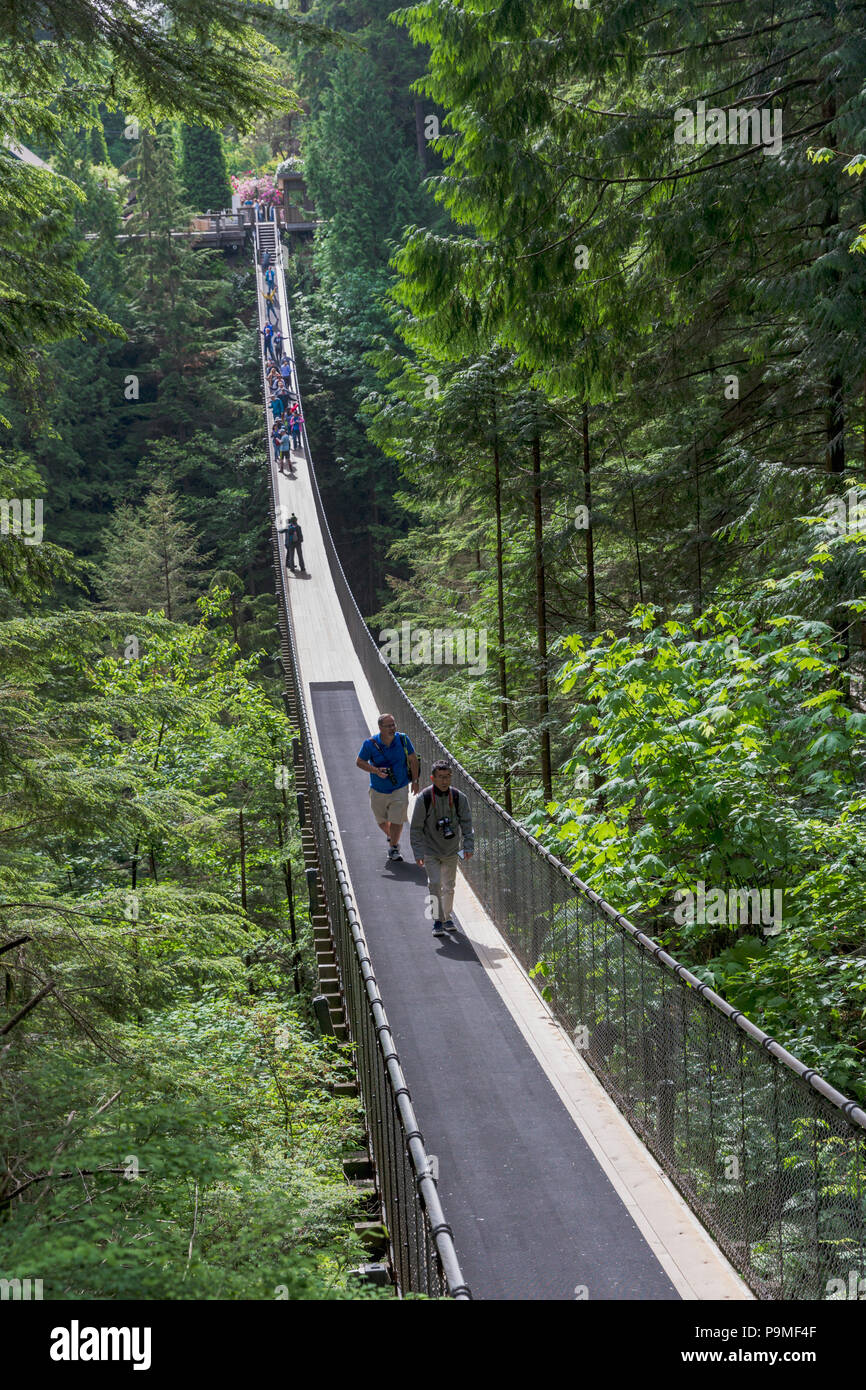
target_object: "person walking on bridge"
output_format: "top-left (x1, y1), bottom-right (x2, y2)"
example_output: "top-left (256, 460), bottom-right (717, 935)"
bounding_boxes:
top-left (277, 429), bottom-right (294, 475)
top-left (410, 760), bottom-right (474, 936)
top-left (356, 714), bottom-right (419, 863)
top-left (261, 322), bottom-right (277, 363)
top-left (260, 246), bottom-right (271, 274)
top-left (264, 264), bottom-right (276, 292)
top-left (278, 513), bottom-right (305, 572)
top-left (265, 285), bottom-right (280, 324)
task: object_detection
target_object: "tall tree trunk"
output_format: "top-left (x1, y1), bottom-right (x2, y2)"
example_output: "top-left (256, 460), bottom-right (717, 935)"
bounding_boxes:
top-left (582, 403), bottom-right (596, 632)
top-left (367, 482), bottom-right (378, 613)
top-left (826, 373), bottom-right (845, 474)
top-left (276, 807), bottom-right (301, 995)
top-left (532, 426), bottom-right (553, 803)
top-left (239, 807), bottom-right (248, 915)
top-left (160, 517), bottom-right (172, 621)
top-left (414, 98), bottom-right (428, 172)
top-left (823, 94), bottom-right (845, 475)
top-left (493, 434), bottom-right (512, 815)
top-left (694, 440), bottom-right (703, 616)
top-left (631, 478), bottom-right (645, 605)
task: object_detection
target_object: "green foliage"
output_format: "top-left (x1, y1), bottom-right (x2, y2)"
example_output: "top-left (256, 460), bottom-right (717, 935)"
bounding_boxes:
top-left (0, 575), bottom-right (373, 1294)
top-left (96, 479), bottom-right (208, 621)
top-left (1, 993), bottom-right (371, 1298)
top-left (180, 126), bottom-right (232, 212)
top-left (549, 573), bottom-right (866, 1093)
top-left (0, 0), bottom-right (321, 387)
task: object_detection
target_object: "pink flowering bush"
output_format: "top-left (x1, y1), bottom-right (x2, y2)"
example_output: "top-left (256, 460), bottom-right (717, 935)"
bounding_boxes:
top-left (230, 171), bottom-right (281, 206)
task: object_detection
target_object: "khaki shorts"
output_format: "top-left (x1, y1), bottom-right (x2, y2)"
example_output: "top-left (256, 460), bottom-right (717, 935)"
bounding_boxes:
top-left (369, 783), bottom-right (410, 825)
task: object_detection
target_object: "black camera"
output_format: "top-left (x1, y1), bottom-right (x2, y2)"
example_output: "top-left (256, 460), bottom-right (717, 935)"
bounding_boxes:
top-left (437, 816), bottom-right (456, 840)
top-left (384, 767), bottom-right (398, 786)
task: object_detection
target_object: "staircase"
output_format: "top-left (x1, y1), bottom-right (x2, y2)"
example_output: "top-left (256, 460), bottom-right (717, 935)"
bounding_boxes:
top-left (256, 220), bottom-right (278, 262)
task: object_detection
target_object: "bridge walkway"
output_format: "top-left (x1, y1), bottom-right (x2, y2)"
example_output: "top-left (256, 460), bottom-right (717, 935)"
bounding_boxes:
top-left (254, 223), bottom-right (751, 1302)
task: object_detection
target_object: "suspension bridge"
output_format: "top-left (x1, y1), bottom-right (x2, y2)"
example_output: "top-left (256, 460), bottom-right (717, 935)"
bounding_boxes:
top-left (253, 221), bottom-right (866, 1302)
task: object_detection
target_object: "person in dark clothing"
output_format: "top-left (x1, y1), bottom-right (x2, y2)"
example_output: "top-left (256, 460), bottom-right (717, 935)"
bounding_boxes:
top-left (261, 323), bottom-right (276, 362)
top-left (261, 247), bottom-right (271, 272)
top-left (278, 514), bottom-right (305, 572)
top-left (273, 329), bottom-right (283, 359)
top-left (410, 760), bottom-right (474, 935)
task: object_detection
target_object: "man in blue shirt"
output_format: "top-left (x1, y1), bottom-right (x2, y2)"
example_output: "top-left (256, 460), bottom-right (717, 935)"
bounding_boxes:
top-left (356, 713), bottom-right (420, 862)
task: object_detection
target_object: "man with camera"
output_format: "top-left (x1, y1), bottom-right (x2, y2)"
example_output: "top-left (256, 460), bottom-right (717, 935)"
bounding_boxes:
top-left (410, 760), bottom-right (474, 937)
top-left (356, 713), bottom-right (420, 862)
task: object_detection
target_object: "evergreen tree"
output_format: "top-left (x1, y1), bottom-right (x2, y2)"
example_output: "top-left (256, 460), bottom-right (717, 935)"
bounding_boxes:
top-left (123, 126), bottom-right (232, 436)
top-left (180, 125), bottom-right (232, 212)
top-left (96, 479), bottom-right (207, 621)
top-left (89, 121), bottom-right (109, 166)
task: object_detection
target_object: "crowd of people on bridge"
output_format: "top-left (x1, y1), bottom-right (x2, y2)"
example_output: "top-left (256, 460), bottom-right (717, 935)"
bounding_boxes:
top-left (260, 244), bottom-right (307, 570)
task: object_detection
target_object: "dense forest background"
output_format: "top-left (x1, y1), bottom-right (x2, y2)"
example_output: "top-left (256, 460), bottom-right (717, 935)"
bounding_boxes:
top-left (2, 0), bottom-right (866, 1302)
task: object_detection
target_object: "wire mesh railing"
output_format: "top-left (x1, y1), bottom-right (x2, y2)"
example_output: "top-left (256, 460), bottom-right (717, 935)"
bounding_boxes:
top-left (255, 228), bottom-right (470, 1300)
top-left (287, 304), bottom-right (866, 1303)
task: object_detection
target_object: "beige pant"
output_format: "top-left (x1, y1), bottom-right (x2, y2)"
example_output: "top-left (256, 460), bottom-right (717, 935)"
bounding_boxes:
top-left (425, 855), bottom-right (458, 922)
top-left (369, 784), bottom-right (410, 825)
